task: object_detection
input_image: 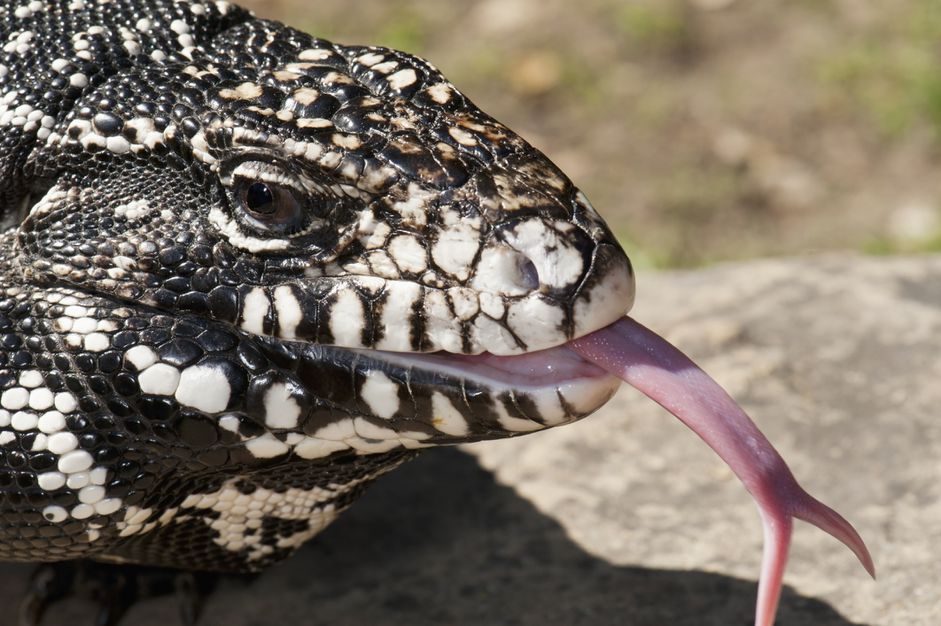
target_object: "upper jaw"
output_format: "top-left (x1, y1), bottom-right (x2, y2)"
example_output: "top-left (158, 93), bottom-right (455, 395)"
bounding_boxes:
top-left (231, 240), bottom-right (634, 358)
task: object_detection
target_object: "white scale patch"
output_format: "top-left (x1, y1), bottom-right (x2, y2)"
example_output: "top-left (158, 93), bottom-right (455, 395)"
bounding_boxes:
top-left (116, 505), bottom-right (157, 537)
top-left (387, 234), bottom-right (428, 274)
top-left (83, 332), bottom-right (109, 352)
top-left (124, 117), bottom-right (163, 150)
top-left (448, 126), bottom-right (477, 146)
top-left (360, 370), bottom-right (399, 419)
top-left (0, 94), bottom-right (51, 134)
top-left (48, 113), bottom-right (171, 155)
top-left (124, 345), bottom-right (157, 370)
top-left (426, 82), bottom-right (453, 104)
top-left (262, 383), bottom-right (301, 429)
top-left (272, 285), bottom-right (302, 339)
top-left (506, 297), bottom-right (566, 352)
top-left (572, 257), bottom-right (635, 337)
top-left (26, 185), bottom-right (70, 217)
top-left (46, 432), bottom-right (77, 454)
top-left (331, 133), bottom-right (361, 150)
top-left (70, 317), bottom-right (97, 334)
top-left (218, 415), bottom-right (240, 433)
top-left (138, 363), bottom-right (180, 396)
top-left (293, 437), bottom-right (349, 459)
top-left (391, 182), bottom-right (435, 226)
top-left (470, 245), bottom-right (534, 298)
top-left (448, 287), bottom-right (479, 321)
top-left (328, 288), bottom-right (365, 347)
top-left (3, 29), bottom-right (34, 55)
top-left (298, 48), bottom-right (333, 61)
top-left (0, 387), bottom-right (28, 410)
top-left (356, 52), bottom-right (384, 67)
top-left (175, 365), bottom-right (231, 413)
top-left (432, 222), bottom-right (481, 282)
top-left (42, 506), bottom-right (67, 523)
top-left (422, 290), bottom-right (463, 353)
top-left (20, 370), bottom-right (43, 388)
top-left (218, 81), bottom-right (263, 100)
top-left (387, 68), bottom-right (417, 90)
top-left (244, 433), bottom-right (289, 459)
top-left (374, 281), bottom-right (421, 352)
top-left (11, 410), bottom-right (38, 430)
top-left (54, 392), bottom-right (77, 413)
top-left (14, 1), bottom-right (46, 19)
top-left (241, 287), bottom-right (269, 334)
top-left (371, 61), bottom-right (398, 74)
top-left (430, 392), bottom-right (469, 436)
top-left (38, 411), bottom-right (66, 433)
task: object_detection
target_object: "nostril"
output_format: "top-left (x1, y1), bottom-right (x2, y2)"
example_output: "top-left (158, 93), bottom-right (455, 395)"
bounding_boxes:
top-left (517, 256), bottom-right (540, 291)
top-left (470, 245), bottom-right (544, 296)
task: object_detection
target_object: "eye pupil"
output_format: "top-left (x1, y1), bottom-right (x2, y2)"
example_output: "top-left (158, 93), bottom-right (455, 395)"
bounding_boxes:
top-left (246, 182), bottom-right (275, 213)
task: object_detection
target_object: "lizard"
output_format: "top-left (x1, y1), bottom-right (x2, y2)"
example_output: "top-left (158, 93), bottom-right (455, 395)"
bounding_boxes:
top-left (0, 1), bottom-right (873, 624)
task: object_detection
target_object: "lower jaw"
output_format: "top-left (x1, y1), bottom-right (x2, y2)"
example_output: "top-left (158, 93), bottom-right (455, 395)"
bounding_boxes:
top-left (358, 346), bottom-right (622, 435)
top-left (256, 335), bottom-right (623, 447)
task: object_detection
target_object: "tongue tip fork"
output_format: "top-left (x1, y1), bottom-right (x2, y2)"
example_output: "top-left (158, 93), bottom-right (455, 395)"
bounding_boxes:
top-left (755, 492), bottom-right (874, 626)
top-left (792, 493), bottom-right (875, 579)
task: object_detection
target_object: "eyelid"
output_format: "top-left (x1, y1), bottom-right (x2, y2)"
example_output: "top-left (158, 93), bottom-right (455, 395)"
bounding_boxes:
top-left (229, 162), bottom-right (306, 195)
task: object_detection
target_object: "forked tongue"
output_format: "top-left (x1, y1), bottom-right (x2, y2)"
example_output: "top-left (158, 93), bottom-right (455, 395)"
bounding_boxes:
top-left (570, 316), bottom-right (874, 626)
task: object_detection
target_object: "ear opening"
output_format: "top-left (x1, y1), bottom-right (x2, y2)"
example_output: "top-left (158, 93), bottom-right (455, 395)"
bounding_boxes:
top-left (0, 178), bottom-right (55, 231)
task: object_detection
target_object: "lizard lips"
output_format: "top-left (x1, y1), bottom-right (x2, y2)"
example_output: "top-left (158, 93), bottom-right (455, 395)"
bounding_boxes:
top-left (570, 316), bottom-right (875, 626)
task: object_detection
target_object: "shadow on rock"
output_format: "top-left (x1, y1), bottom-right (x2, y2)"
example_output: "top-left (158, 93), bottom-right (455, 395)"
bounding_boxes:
top-left (0, 449), bottom-right (867, 626)
top-left (207, 449), bottom-right (866, 626)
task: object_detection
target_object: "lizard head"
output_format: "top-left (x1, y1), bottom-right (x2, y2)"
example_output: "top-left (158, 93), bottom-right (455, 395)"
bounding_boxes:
top-left (16, 14), bottom-right (633, 456)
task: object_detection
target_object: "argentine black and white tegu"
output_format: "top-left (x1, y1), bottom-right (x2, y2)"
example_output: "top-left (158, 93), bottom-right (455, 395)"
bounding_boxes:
top-left (0, 1), bottom-right (873, 624)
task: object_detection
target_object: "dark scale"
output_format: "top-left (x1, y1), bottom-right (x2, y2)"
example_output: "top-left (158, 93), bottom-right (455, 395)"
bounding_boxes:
top-left (0, 0), bottom-right (636, 624)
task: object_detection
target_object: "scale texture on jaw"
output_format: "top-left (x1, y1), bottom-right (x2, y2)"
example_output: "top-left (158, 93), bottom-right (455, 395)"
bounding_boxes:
top-left (0, 1), bottom-right (870, 625)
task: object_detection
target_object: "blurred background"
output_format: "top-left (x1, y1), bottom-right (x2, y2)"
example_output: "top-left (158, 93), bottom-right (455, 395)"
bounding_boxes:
top-left (241, 0), bottom-right (941, 269)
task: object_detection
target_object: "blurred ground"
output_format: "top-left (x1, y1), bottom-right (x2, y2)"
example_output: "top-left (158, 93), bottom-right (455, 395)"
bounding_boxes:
top-left (241, 0), bottom-right (941, 267)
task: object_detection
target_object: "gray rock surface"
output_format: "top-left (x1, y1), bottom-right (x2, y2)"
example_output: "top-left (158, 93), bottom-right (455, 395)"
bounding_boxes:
top-left (0, 254), bottom-right (936, 625)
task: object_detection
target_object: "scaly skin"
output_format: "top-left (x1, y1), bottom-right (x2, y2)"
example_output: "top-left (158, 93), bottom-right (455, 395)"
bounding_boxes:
top-left (0, 0), bottom-right (632, 571)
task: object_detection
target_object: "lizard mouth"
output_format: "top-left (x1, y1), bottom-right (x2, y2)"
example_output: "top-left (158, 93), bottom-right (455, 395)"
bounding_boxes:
top-left (365, 342), bottom-right (612, 388)
top-left (334, 340), bottom-right (621, 436)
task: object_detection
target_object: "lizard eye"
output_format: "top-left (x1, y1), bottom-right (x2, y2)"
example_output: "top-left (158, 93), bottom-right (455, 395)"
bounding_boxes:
top-left (245, 182), bottom-right (276, 213)
top-left (234, 178), bottom-right (306, 235)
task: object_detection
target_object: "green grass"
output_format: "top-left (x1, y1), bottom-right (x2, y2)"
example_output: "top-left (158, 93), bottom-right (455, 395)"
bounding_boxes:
top-left (816, 0), bottom-right (941, 139)
top-left (615, 3), bottom-right (691, 50)
top-left (864, 235), bottom-right (941, 255)
top-left (370, 8), bottom-right (430, 53)
top-left (864, 228), bottom-right (941, 255)
top-left (274, 3), bottom-right (430, 54)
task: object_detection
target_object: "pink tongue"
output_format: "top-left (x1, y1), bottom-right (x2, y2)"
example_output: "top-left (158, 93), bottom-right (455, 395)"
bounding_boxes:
top-left (570, 316), bottom-right (874, 626)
